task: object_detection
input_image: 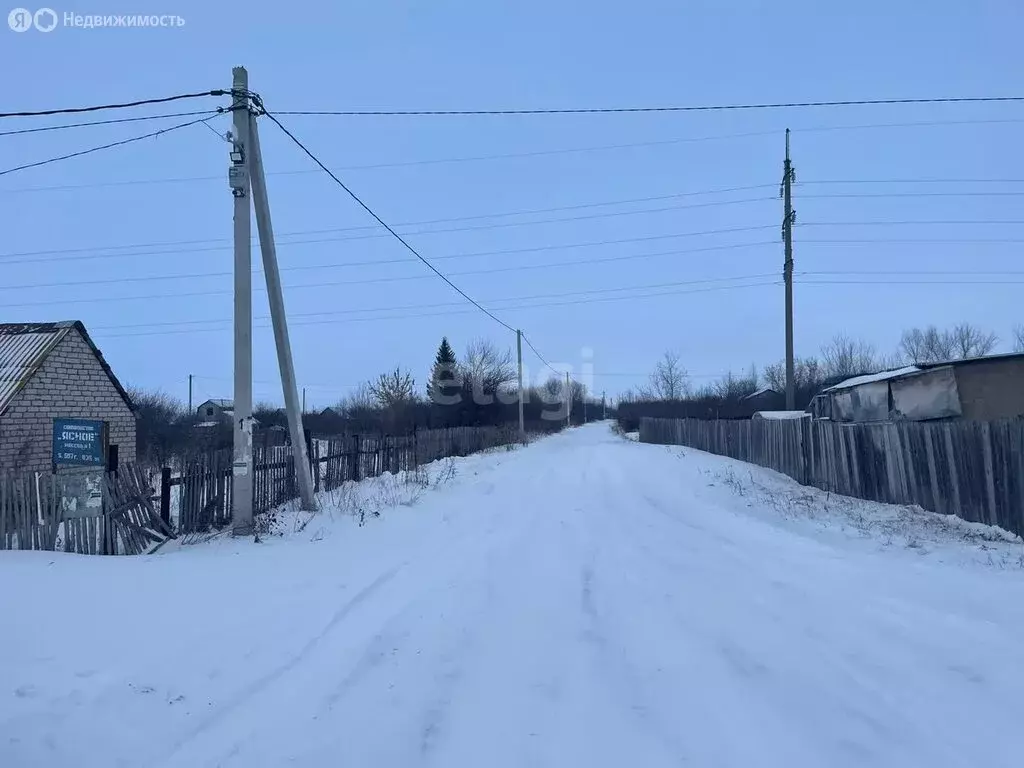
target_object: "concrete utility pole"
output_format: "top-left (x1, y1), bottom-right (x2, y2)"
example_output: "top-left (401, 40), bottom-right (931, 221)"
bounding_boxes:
top-left (782, 128), bottom-right (797, 411)
top-left (229, 66), bottom-right (254, 535)
top-left (565, 372), bottom-right (571, 428)
top-left (248, 110), bottom-right (316, 511)
top-left (188, 374), bottom-right (193, 413)
top-left (516, 329), bottom-right (525, 439)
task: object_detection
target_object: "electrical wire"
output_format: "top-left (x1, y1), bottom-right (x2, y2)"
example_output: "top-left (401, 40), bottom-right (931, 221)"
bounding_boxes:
top-left (93, 280), bottom-right (780, 340)
top-left (0, 196), bottom-right (777, 264)
top-left (0, 90), bottom-right (229, 119)
top-left (0, 113), bottom-right (228, 177)
top-left (5, 116), bottom-right (1022, 195)
top-left (0, 241), bottom-right (779, 310)
top-left (274, 95), bottom-right (1024, 117)
top-left (259, 105), bottom-right (515, 332)
top-left (85, 273), bottom-right (779, 333)
top-left (0, 110), bottom-right (228, 137)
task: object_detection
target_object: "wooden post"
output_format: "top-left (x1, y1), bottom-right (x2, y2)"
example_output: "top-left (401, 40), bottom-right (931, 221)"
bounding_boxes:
top-left (160, 467), bottom-right (172, 528)
top-left (351, 434), bottom-right (361, 481)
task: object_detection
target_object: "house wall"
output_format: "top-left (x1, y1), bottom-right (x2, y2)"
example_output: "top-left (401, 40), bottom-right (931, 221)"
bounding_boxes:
top-left (0, 328), bottom-right (136, 472)
top-left (890, 367), bottom-right (962, 421)
top-left (954, 358), bottom-right (1024, 420)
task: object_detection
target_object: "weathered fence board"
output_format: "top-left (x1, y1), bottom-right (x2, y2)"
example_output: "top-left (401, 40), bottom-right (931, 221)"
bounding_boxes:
top-left (640, 416), bottom-right (1024, 536)
top-left (0, 463), bottom-right (174, 555)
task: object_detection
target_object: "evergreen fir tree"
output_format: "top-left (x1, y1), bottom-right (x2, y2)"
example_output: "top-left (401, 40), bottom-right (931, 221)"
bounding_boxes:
top-left (427, 337), bottom-right (459, 404)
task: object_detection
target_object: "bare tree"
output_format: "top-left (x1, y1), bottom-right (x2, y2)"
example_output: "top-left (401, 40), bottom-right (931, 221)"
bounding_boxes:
top-left (368, 367), bottom-right (416, 408)
top-left (900, 323), bottom-right (997, 363)
top-left (1014, 324), bottom-right (1024, 353)
top-left (648, 351), bottom-right (688, 400)
top-left (336, 382), bottom-right (376, 415)
top-left (764, 356), bottom-right (824, 392)
top-left (460, 339), bottom-right (516, 396)
top-left (712, 367), bottom-right (759, 399)
top-left (821, 334), bottom-right (878, 378)
top-left (948, 322), bottom-right (998, 359)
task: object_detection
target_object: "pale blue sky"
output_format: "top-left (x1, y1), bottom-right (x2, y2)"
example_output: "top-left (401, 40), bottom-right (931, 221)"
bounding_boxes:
top-left (2, 0), bottom-right (1022, 408)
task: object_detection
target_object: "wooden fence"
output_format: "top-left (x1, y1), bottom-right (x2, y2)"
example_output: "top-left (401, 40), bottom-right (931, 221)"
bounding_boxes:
top-left (169, 425), bottom-right (522, 534)
top-left (640, 417), bottom-right (1024, 536)
top-left (0, 464), bottom-right (174, 554)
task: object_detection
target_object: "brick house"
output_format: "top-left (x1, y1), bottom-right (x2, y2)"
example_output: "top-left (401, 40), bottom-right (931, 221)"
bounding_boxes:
top-left (0, 321), bottom-right (136, 472)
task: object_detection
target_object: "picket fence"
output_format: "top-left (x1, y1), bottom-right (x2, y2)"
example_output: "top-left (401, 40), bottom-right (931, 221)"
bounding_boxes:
top-left (0, 464), bottom-right (174, 554)
top-left (640, 416), bottom-right (1024, 536)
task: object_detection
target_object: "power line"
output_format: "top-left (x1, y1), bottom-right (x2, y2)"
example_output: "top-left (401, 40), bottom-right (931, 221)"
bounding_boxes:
top-left (0, 109), bottom-right (226, 137)
top-left (93, 280), bottom-right (780, 340)
top-left (259, 107), bottom-right (515, 332)
top-left (0, 227), bottom-right (779, 292)
top-left (275, 95), bottom-right (1024, 117)
top-left (0, 113), bottom-right (228, 177)
top-left (517, 333), bottom-right (561, 376)
top-left (6, 117), bottom-right (1023, 196)
top-left (0, 193), bottom-right (777, 264)
top-left (0, 90), bottom-right (229, 119)
top-left (4, 185), bottom-right (1022, 264)
top-left (799, 178), bottom-right (1024, 186)
top-left (0, 241), bottom-right (779, 309)
top-left (86, 273), bottom-right (776, 333)
top-left (803, 220), bottom-right (1024, 227)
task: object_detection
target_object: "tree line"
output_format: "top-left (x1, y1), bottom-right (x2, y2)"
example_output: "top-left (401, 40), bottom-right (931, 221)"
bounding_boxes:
top-left (130, 336), bottom-right (606, 465)
top-left (617, 321), bottom-right (1023, 430)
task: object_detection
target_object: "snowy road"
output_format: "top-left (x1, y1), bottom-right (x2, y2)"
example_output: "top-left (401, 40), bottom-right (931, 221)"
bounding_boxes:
top-left (3, 423), bottom-right (1024, 767)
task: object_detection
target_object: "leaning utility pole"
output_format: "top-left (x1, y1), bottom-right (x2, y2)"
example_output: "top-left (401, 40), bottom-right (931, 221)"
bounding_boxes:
top-left (782, 128), bottom-right (797, 410)
top-left (248, 108), bottom-right (316, 511)
top-left (229, 66), bottom-right (254, 534)
top-left (516, 329), bottom-right (525, 438)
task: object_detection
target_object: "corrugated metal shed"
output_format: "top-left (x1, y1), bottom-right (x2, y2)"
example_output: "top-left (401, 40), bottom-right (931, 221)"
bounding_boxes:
top-left (0, 321), bottom-right (75, 415)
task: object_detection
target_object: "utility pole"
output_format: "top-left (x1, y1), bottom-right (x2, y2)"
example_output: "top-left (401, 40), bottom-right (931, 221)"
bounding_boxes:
top-left (188, 374), bottom-right (193, 413)
top-left (602, 391), bottom-right (606, 419)
top-left (228, 66), bottom-right (254, 535)
top-left (516, 329), bottom-right (525, 439)
top-left (782, 128), bottom-right (797, 411)
top-left (565, 372), bottom-right (571, 428)
top-left (248, 108), bottom-right (316, 511)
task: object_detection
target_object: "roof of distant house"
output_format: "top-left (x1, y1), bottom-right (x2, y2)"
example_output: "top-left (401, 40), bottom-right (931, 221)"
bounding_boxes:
top-left (199, 398), bottom-right (234, 410)
top-left (0, 321), bottom-right (134, 416)
top-left (742, 387), bottom-right (778, 400)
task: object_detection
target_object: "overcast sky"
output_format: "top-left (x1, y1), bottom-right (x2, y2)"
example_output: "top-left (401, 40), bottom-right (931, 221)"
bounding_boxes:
top-left (2, 0), bottom-right (1022, 409)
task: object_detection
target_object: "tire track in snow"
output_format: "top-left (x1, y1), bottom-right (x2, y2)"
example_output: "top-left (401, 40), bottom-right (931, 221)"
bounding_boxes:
top-left (154, 562), bottom-right (407, 766)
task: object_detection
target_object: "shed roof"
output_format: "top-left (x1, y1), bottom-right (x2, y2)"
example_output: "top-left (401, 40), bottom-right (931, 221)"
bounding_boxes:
top-left (753, 410), bottom-right (810, 420)
top-left (823, 366), bottom-right (922, 393)
top-left (0, 321), bottom-right (134, 417)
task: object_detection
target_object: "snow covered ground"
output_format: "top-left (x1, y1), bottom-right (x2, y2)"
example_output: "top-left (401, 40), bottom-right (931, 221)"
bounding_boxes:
top-left (3, 423), bottom-right (1024, 767)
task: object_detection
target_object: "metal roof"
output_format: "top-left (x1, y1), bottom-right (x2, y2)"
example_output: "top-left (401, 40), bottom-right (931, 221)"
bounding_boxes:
top-left (823, 366), bottom-right (922, 393)
top-left (0, 322), bottom-right (75, 415)
top-left (0, 321), bottom-right (135, 417)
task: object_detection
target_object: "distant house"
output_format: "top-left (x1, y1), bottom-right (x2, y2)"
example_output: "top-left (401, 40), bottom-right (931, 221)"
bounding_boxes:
top-left (0, 321), bottom-right (136, 472)
top-left (807, 352), bottom-right (1024, 423)
top-left (196, 398), bottom-right (234, 422)
top-left (741, 387), bottom-right (783, 412)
